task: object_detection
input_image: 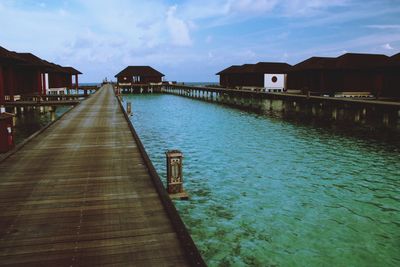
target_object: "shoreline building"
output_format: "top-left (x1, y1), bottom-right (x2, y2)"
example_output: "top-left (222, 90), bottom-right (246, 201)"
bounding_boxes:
top-left (216, 62), bottom-right (291, 92)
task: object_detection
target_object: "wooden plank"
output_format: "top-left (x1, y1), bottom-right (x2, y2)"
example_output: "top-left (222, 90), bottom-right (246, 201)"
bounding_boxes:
top-left (0, 85), bottom-right (192, 266)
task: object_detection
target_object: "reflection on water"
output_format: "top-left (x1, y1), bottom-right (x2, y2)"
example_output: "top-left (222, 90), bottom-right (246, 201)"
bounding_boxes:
top-left (6, 106), bottom-right (72, 144)
top-left (124, 94), bottom-right (400, 267)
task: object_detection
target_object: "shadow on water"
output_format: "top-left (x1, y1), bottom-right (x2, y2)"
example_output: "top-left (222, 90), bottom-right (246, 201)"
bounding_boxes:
top-left (6, 106), bottom-right (72, 144)
top-left (264, 110), bottom-right (400, 149)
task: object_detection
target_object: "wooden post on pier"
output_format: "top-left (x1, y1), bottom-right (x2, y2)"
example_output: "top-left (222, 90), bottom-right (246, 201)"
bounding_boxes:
top-left (126, 102), bottom-right (132, 116)
top-left (166, 150), bottom-right (188, 200)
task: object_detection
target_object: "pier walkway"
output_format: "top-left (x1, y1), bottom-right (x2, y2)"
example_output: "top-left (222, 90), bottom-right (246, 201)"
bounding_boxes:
top-left (0, 85), bottom-right (199, 266)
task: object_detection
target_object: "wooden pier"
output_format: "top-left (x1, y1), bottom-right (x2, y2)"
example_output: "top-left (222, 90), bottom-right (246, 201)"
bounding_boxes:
top-left (0, 85), bottom-right (204, 266)
top-left (163, 84), bottom-right (400, 127)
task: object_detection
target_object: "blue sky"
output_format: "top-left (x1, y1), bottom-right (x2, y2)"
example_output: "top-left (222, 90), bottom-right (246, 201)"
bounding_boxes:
top-left (1, 0), bottom-right (399, 82)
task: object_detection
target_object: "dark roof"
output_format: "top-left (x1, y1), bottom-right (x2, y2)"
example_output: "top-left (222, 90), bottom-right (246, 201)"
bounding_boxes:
top-left (41, 60), bottom-right (69, 73)
top-left (63, 66), bottom-right (82, 75)
top-left (216, 65), bottom-right (241, 75)
top-left (254, 62), bottom-right (292, 73)
top-left (16, 53), bottom-right (54, 69)
top-left (115, 66), bottom-right (164, 77)
top-left (216, 62), bottom-right (291, 75)
top-left (336, 53), bottom-right (389, 69)
top-left (292, 57), bottom-right (337, 71)
top-left (240, 64), bottom-right (256, 73)
top-left (388, 52), bottom-right (400, 67)
top-left (0, 46), bottom-right (25, 62)
top-left (391, 52), bottom-right (400, 60)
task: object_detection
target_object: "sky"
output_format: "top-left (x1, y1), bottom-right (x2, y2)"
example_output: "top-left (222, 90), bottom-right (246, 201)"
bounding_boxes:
top-left (1, 0), bottom-right (400, 82)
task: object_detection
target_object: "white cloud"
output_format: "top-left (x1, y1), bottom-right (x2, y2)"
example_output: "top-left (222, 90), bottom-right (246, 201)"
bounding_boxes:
top-left (242, 49), bottom-right (257, 59)
top-left (166, 5), bottom-right (192, 46)
top-left (367, 24), bottom-right (400, 30)
top-left (281, 52), bottom-right (289, 61)
top-left (281, 0), bottom-right (349, 16)
top-left (382, 43), bottom-right (394, 50)
top-left (1, 0), bottom-right (399, 82)
top-left (226, 0), bottom-right (278, 13)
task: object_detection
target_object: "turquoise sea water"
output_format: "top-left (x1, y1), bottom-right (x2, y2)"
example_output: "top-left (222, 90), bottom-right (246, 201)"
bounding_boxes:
top-left (123, 94), bottom-right (400, 267)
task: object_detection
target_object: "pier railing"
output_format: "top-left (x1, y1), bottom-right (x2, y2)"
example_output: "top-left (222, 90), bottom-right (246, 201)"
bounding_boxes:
top-left (161, 84), bottom-right (400, 127)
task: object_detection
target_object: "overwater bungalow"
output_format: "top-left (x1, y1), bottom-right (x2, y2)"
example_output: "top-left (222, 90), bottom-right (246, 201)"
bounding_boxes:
top-left (115, 66), bottom-right (164, 87)
top-left (383, 52), bottom-right (400, 98)
top-left (216, 62), bottom-right (291, 92)
top-left (287, 56), bottom-right (338, 94)
top-left (0, 46), bottom-right (82, 101)
top-left (220, 53), bottom-right (398, 98)
top-left (215, 65), bottom-right (241, 88)
top-left (15, 52), bottom-right (55, 96)
top-left (46, 64), bottom-right (82, 95)
top-left (43, 61), bottom-right (70, 95)
top-left (289, 53), bottom-right (390, 97)
top-left (334, 53), bottom-right (388, 97)
top-left (63, 66), bottom-right (82, 91)
top-left (0, 46), bottom-right (25, 102)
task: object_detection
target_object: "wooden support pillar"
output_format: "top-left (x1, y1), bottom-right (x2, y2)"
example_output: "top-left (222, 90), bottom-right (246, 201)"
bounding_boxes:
top-left (284, 74), bottom-right (288, 92)
top-left (9, 68), bottom-right (15, 101)
top-left (0, 65), bottom-right (4, 105)
top-left (354, 110), bottom-right (361, 123)
top-left (383, 113), bottom-right (389, 126)
top-left (42, 73), bottom-right (46, 95)
top-left (311, 105), bottom-right (317, 115)
top-left (75, 74), bottom-right (79, 92)
top-left (332, 108), bottom-right (337, 120)
top-left (37, 70), bottom-right (42, 97)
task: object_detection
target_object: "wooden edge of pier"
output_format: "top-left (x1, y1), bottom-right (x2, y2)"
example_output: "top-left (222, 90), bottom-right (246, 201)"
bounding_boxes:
top-left (115, 87), bottom-right (206, 267)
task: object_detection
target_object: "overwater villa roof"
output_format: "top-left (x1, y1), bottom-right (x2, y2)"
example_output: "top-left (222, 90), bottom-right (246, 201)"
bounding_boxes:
top-left (388, 52), bottom-right (400, 67)
top-left (216, 62), bottom-right (291, 75)
top-left (253, 62), bottom-right (292, 73)
top-left (0, 46), bottom-right (25, 63)
top-left (292, 57), bottom-right (337, 71)
top-left (16, 53), bottom-right (54, 69)
top-left (115, 66), bottom-right (164, 77)
top-left (63, 66), bottom-right (82, 75)
top-left (41, 60), bottom-right (69, 73)
top-left (336, 53), bottom-right (389, 69)
top-left (240, 64), bottom-right (256, 72)
top-left (215, 65), bottom-right (242, 75)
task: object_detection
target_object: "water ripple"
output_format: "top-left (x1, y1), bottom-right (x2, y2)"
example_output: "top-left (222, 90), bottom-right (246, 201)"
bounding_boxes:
top-left (125, 94), bottom-right (400, 267)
